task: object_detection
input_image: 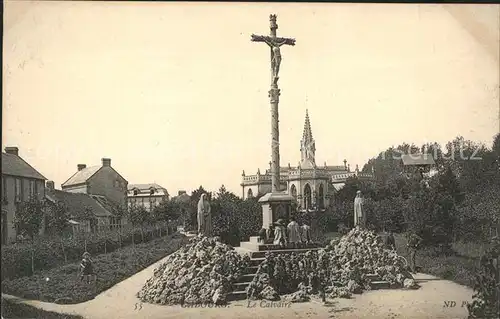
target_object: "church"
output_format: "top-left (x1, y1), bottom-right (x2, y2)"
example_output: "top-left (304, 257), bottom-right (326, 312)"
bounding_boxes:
top-left (241, 110), bottom-right (374, 211)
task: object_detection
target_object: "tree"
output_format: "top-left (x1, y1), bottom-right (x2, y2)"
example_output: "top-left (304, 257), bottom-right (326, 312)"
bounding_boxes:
top-left (13, 199), bottom-right (45, 274)
top-left (46, 201), bottom-right (71, 262)
top-left (128, 204), bottom-right (149, 243)
top-left (13, 199), bottom-right (45, 240)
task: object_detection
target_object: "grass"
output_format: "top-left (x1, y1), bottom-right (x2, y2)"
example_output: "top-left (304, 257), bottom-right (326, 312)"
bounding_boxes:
top-left (393, 234), bottom-right (481, 288)
top-left (1, 232), bottom-right (190, 305)
top-left (1, 297), bottom-right (84, 319)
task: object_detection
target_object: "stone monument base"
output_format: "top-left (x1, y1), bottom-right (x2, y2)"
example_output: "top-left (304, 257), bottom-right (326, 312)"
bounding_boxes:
top-left (258, 192), bottom-right (295, 230)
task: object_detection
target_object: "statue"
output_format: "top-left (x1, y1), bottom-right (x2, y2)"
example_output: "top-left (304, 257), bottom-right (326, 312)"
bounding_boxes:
top-left (197, 193), bottom-right (212, 236)
top-left (353, 190), bottom-right (365, 228)
top-left (263, 38), bottom-right (288, 85)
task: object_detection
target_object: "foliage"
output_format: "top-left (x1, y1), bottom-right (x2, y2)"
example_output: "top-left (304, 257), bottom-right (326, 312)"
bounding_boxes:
top-left (13, 199), bottom-right (45, 239)
top-left (1, 233), bottom-right (189, 304)
top-left (467, 237), bottom-right (500, 319)
top-left (1, 222), bottom-right (174, 280)
top-left (1, 297), bottom-right (84, 319)
top-left (45, 201), bottom-right (71, 235)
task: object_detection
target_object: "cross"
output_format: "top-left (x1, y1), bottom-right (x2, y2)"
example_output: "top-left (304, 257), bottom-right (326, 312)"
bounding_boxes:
top-left (251, 14), bottom-right (296, 86)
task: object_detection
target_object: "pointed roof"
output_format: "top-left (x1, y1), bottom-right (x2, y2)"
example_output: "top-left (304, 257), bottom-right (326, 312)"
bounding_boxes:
top-left (2, 152), bottom-right (47, 180)
top-left (61, 166), bottom-right (101, 187)
top-left (302, 109), bottom-right (313, 143)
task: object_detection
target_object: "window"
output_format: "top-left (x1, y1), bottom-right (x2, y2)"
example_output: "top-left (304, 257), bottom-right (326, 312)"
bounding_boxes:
top-left (133, 189), bottom-right (138, 196)
top-left (15, 179), bottom-right (22, 202)
top-left (2, 178), bottom-right (7, 202)
top-left (29, 180), bottom-right (35, 198)
top-left (150, 188), bottom-right (155, 195)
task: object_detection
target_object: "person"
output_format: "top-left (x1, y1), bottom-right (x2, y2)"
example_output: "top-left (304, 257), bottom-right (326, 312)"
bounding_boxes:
top-left (80, 252), bottom-right (95, 284)
top-left (273, 219), bottom-right (287, 248)
top-left (301, 223), bottom-right (312, 244)
top-left (385, 231), bottom-right (396, 250)
top-left (407, 232), bottom-right (423, 273)
top-left (287, 217), bottom-right (301, 247)
top-left (197, 193), bottom-right (212, 237)
top-left (353, 191), bottom-right (365, 228)
top-left (266, 224), bottom-right (276, 244)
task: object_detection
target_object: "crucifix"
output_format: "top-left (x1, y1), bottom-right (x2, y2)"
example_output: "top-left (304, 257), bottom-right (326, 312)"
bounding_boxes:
top-left (251, 14), bottom-right (296, 192)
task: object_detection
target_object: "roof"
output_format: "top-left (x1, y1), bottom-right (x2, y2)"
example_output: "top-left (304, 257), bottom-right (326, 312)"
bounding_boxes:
top-left (61, 166), bottom-right (101, 187)
top-left (128, 183), bottom-right (166, 191)
top-left (1, 152), bottom-right (47, 180)
top-left (47, 189), bottom-right (114, 218)
top-left (401, 154), bottom-right (436, 166)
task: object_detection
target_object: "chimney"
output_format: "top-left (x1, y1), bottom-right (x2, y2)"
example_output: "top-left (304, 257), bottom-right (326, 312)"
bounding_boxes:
top-left (5, 147), bottom-right (19, 156)
top-left (77, 164), bottom-right (87, 171)
top-left (102, 158), bottom-right (111, 167)
top-left (46, 181), bottom-right (55, 191)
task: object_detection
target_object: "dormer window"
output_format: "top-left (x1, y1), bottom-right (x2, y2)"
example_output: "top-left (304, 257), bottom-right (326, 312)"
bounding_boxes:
top-left (150, 188), bottom-right (155, 195)
top-left (133, 189), bottom-right (138, 196)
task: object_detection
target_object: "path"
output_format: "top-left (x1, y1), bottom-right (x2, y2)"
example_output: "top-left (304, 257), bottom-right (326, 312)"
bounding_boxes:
top-left (3, 256), bottom-right (474, 319)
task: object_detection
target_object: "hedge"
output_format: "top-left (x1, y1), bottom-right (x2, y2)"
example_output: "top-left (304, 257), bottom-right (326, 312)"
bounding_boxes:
top-left (1, 222), bottom-right (175, 280)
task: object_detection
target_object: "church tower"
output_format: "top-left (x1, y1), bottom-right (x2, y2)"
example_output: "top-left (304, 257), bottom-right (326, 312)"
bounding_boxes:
top-left (300, 109), bottom-right (316, 169)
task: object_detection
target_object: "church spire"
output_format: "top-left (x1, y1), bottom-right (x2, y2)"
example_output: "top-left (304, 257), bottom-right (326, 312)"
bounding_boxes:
top-left (300, 109), bottom-right (316, 168)
top-left (302, 109), bottom-right (313, 143)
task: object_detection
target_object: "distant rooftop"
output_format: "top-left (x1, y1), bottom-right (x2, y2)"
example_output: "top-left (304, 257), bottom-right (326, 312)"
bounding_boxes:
top-left (62, 166), bottom-right (101, 187)
top-left (401, 154), bottom-right (436, 166)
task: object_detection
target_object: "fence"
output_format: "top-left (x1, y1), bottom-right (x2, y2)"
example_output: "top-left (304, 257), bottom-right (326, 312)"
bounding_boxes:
top-left (1, 220), bottom-right (179, 280)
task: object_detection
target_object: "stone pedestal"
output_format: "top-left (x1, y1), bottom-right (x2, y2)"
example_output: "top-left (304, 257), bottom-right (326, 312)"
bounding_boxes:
top-left (258, 192), bottom-right (295, 229)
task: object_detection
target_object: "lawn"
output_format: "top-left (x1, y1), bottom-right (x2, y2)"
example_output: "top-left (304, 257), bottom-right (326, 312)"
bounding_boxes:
top-left (1, 297), bottom-right (84, 319)
top-left (393, 234), bottom-right (480, 288)
top-left (1, 232), bottom-right (190, 304)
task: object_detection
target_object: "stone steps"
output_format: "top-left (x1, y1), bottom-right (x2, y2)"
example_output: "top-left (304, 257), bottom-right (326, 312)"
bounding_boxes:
top-left (249, 248), bottom-right (322, 259)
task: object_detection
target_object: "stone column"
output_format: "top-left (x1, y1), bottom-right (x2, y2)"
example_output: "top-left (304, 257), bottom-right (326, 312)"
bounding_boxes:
top-left (269, 86), bottom-right (281, 192)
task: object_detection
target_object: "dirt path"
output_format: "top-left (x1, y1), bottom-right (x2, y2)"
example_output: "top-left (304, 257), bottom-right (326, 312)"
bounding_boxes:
top-left (2, 255), bottom-right (474, 319)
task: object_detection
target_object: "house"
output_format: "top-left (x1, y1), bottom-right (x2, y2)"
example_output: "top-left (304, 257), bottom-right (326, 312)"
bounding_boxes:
top-left (1, 147), bottom-right (47, 244)
top-left (128, 183), bottom-right (169, 211)
top-left (401, 153), bottom-right (438, 179)
top-left (45, 181), bottom-right (122, 234)
top-left (61, 158), bottom-right (128, 209)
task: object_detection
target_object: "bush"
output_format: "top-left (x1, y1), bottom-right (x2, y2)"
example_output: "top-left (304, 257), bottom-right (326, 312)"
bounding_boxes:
top-left (1, 233), bottom-right (190, 304)
top-left (1, 223), bottom-right (172, 280)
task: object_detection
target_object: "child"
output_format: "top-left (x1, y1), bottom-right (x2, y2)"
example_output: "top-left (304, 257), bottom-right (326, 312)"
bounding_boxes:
top-left (80, 252), bottom-right (95, 284)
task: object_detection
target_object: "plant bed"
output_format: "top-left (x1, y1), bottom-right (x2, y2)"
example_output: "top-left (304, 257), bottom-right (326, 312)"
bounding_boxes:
top-left (1, 233), bottom-right (190, 304)
top-left (1, 297), bottom-right (84, 319)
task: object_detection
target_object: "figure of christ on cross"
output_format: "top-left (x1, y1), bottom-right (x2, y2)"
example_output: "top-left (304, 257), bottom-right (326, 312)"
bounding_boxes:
top-left (251, 14), bottom-right (296, 86)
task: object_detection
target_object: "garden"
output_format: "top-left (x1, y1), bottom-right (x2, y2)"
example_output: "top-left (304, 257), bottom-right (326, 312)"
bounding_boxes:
top-left (1, 232), bottom-right (190, 304)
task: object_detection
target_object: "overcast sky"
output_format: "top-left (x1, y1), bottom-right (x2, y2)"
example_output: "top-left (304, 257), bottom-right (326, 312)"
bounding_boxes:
top-left (3, 2), bottom-right (499, 195)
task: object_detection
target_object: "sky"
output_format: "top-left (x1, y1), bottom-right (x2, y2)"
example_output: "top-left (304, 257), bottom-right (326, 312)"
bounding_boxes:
top-left (3, 2), bottom-right (499, 196)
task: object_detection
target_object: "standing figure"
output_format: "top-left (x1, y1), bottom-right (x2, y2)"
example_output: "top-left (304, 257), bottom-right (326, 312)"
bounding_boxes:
top-left (197, 193), bottom-right (212, 237)
top-left (385, 231), bottom-right (396, 250)
top-left (80, 252), bottom-right (95, 284)
top-left (273, 219), bottom-right (287, 248)
top-left (301, 223), bottom-right (312, 244)
top-left (407, 232), bottom-right (423, 273)
top-left (353, 191), bottom-right (365, 228)
top-left (287, 217), bottom-right (301, 247)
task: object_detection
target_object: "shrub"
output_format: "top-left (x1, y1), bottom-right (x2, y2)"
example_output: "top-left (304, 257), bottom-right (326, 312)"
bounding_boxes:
top-left (1, 233), bottom-right (190, 304)
top-left (1, 222), bottom-right (172, 280)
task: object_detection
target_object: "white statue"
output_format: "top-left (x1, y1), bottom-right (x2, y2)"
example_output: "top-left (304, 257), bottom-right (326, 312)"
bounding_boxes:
top-left (197, 194), bottom-right (212, 236)
top-left (353, 190), bottom-right (365, 228)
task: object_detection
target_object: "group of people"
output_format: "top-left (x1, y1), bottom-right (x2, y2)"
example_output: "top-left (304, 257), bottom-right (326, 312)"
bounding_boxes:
top-left (259, 217), bottom-right (312, 248)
